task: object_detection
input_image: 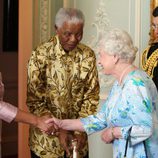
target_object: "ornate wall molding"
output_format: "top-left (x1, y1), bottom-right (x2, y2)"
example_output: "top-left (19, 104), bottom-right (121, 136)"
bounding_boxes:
top-left (85, 1), bottom-right (115, 98)
top-left (86, 1), bottom-right (110, 47)
top-left (39, 0), bottom-right (52, 43)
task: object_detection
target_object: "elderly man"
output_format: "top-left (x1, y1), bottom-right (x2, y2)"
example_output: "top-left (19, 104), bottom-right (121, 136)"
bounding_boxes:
top-left (27, 8), bottom-right (99, 158)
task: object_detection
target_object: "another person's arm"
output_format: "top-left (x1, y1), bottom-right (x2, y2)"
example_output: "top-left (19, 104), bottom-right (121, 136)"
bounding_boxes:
top-left (0, 71), bottom-right (53, 132)
top-left (0, 101), bottom-right (53, 132)
top-left (0, 101), bottom-right (17, 123)
top-left (15, 108), bottom-right (52, 132)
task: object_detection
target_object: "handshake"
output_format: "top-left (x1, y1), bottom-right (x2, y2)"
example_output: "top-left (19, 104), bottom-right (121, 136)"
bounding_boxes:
top-left (36, 116), bottom-right (85, 158)
top-left (36, 115), bottom-right (83, 135)
top-left (36, 115), bottom-right (61, 135)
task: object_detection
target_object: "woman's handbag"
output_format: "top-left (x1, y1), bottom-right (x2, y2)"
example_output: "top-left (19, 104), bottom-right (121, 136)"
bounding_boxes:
top-left (124, 127), bottom-right (148, 158)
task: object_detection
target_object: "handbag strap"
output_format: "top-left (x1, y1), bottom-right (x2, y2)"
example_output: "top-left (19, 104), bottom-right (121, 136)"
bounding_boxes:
top-left (124, 127), bottom-right (132, 158)
top-left (123, 127), bottom-right (148, 158)
top-left (143, 141), bottom-right (148, 158)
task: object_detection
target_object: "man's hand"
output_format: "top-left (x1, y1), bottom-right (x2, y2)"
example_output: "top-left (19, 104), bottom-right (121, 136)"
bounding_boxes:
top-left (74, 132), bottom-right (87, 151)
top-left (44, 117), bottom-right (61, 134)
top-left (36, 115), bottom-right (57, 134)
top-left (45, 118), bottom-right (75, 156)
top-left (58, 129), bottom-right (73, 157)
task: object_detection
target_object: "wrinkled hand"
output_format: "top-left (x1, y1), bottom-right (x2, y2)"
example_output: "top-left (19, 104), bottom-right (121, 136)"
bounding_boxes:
top-left (101, 128), bottom-right (114, 144)
top-left (36, 115), bottom-right (57, 134)
top-left (74, 132), bottom-right (87, 151)
top-left (45, 117), bottom-right (61, 132)
top-left (58, 129), bottom-right (73, 157)
top-left (45, 118), bottom-right (81, 157)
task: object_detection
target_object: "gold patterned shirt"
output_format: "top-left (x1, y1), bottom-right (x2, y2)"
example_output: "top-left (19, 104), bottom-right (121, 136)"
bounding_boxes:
top-left (27, 35), bottom-right (100, 158)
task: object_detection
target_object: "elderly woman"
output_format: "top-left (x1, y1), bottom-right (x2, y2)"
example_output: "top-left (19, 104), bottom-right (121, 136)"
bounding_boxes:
top-left (48, 28), bottom-right (158, 158)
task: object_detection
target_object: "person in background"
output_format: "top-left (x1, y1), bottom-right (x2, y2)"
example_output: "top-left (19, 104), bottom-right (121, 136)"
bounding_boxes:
top-left (27, 8), bottom-right (99, 158)
top-left (142, 6), bottom-right (158, 90)
top-left (48, 28), bottom-right (158, 158)
top-left (0, 72), bottom-right (52, 132)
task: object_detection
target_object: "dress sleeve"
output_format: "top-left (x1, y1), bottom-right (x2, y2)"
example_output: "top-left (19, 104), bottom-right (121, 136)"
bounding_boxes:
top-left (0, 101), bottom-right (17, 123)
top-left (120, 78), bottom-right (153, 145)
top-left (80, 82), bottom-right (114, 135)
top-left (80, 111), bottom-right (107, 135)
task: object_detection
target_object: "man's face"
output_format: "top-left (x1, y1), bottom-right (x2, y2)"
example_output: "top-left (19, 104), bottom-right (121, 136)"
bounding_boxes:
top-left (152, 16), bottom-right (158, 41)
top-left (56, 22), bottom-right (83, 52)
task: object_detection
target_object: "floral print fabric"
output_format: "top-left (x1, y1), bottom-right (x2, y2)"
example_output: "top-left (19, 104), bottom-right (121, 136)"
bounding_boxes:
top-left (27, 35), bottom-right (99, 158)
top-left (81, 70), bottom-right (158, 158)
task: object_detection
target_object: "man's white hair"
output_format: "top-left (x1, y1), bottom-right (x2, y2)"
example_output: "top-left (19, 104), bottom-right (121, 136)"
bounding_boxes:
top-left (55, 8), bottom-right (85, 28)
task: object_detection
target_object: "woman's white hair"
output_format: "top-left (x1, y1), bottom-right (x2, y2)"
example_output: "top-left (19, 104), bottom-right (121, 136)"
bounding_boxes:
top-left (99, 28), bottom-right (138, 63)
top-left (55, 8), bottom-right (85, 28)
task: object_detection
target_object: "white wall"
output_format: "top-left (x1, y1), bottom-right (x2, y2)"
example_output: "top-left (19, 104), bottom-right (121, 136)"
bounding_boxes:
top-left (74, 0), bottom-right (150, 66)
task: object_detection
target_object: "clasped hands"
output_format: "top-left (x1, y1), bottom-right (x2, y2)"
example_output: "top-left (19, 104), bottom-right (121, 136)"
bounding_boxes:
top-left (37, 116), bottom-right (85, 157)
top-left (35, 115), bottom-right (61, 135)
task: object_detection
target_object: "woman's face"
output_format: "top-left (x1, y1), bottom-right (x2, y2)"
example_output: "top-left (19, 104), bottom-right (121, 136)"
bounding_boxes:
top-left (98, 49), bottom-right (116, 75)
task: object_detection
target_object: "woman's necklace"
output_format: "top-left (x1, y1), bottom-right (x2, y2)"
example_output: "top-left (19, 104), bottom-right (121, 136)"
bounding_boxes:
top-left (119, 65), bottom-right (133, 84)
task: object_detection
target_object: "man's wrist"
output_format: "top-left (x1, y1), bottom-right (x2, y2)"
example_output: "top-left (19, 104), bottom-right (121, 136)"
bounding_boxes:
top-left (74, 131), bottom-right (83, 135)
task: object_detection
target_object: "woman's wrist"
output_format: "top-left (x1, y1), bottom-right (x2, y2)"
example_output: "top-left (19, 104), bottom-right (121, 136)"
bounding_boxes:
top-left (112, 127), bottom-right (122, 139)
top-left (111, 127), bottom-right (115, 139)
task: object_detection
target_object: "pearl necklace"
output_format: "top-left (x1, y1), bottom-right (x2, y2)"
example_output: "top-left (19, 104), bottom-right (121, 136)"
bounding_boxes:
top-left (119, 65), bottom-right (133, 84)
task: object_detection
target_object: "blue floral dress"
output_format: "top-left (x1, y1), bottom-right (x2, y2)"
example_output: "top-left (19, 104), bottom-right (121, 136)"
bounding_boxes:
top-left (81, 69), bottom-right (158, 158)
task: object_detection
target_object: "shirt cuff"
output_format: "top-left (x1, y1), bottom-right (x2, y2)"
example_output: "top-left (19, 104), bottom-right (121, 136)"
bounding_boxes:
top-left (0, 101), bottom-right (18, 123)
